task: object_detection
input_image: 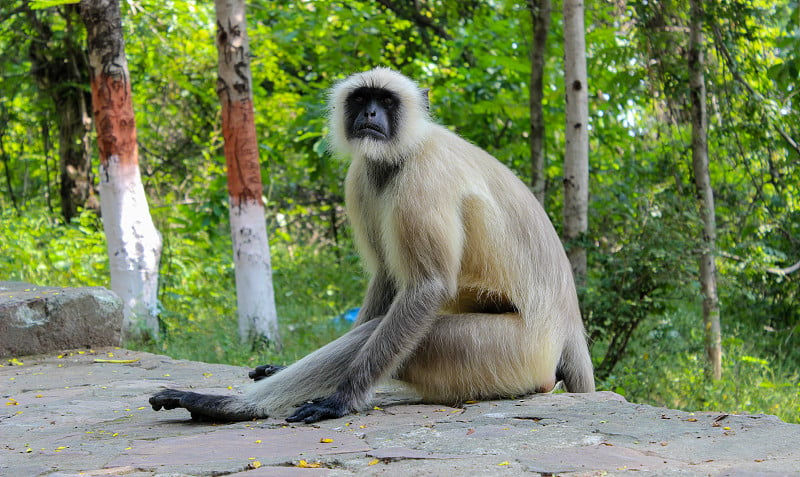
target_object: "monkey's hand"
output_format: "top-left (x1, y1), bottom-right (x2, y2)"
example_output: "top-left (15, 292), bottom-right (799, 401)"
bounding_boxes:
top-left (149, 388), bottom-right (256, 422)
top-left (248, 364), bottom-right (287, 381)
top-left (286, 394), bottom-right (351, 424)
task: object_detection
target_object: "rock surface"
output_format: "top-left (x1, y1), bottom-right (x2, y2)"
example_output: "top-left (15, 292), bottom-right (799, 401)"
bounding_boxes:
top-left (1, 348), bottom-right (799, 476)
top-left (0, 282), bottom-right (123, 358)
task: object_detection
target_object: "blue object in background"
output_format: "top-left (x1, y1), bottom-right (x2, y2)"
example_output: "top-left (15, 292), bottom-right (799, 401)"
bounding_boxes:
top-left (339, 307), bottom-right (360, 323)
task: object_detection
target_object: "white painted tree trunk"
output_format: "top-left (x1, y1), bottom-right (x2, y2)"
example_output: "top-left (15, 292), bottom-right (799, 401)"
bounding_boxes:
top-left (229, 201), bottom-right (279, 344)
top-left (562, 0), bottom-right (590, 285)
top-left (215, 0), bottom-right (280, 346)
top-left (81, 0), bottom-right (162, 341)
top-left (99, 158), bottom-right (162, 340)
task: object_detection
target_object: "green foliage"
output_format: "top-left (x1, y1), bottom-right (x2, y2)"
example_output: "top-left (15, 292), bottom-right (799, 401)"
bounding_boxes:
top-left (135, 233), bottom-right (366, 366)
top-left (584, 190), bottom-right (696, 378)
top-left (29, 0), bottom-right (78, 10)
top-left (0, 209), bottom-right (107, 286)
top-left (602, 306), bottom-right (800, 424)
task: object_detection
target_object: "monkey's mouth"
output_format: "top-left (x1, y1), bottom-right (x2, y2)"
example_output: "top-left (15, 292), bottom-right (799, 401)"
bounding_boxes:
top-left (355, 123), bottom-right (388, 140)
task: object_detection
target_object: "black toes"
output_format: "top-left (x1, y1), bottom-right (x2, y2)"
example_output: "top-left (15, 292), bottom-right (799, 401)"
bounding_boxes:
top-left (248, 364), bottom-right (287, 381)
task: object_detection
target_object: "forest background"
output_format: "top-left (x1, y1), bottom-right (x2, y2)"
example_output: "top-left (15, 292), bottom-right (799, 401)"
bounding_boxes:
top-left (1, 0), bottom-right (798, 422)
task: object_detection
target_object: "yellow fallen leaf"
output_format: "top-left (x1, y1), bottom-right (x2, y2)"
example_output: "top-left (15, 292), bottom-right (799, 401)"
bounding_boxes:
top-left (250, 461), bottom-right (262, 469)
top-left (93, 359), bottom-right (140, 364)
top-left (6, 398), bottom-right (18, 406)
top-left (8, 358), bottom-right (24, 366)
top-left (368, 459), bottom-right (380, 466)
top-left (498, 461), bottom-right (510, 466)
top-left (464, 400), bottom-right (478, 404)
top-left (297, 460), bottom-right (322, 468)
top-left (320, 438), bottom-right (334, 443)
top-left (373, 406), bottom-right (383, 410)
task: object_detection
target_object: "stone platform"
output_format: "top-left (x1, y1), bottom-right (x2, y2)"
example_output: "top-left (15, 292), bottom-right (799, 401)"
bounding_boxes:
top-left (2, 348), bottom-right (799, 476)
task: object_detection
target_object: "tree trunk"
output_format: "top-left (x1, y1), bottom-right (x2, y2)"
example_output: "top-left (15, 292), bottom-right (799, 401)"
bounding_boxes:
top-left (562, 0), bottom-right (589, 286)
top-left (27, 5), bottom-right (98, 222)
top-left (528, 0), bottom-right (551, 205)
top-left (80, 0), bottom-right (162, 341)
top-left (689, 0), bottom-right (722, 381)
top-left (215, 0), bottom-right (280, 347)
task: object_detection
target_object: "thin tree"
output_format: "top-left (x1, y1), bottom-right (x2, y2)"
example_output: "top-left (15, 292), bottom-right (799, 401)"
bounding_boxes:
top-left (27, 5), bottom-right (97, 222)
top-left (562, 0), bottom-right (589, 285)
top-left (214, 0), bottom-right (280, 346)
top-left (528, 0), bottom-right (551, 205)
top-left (689, 0), bottom-right (722, 380)
top-left (80, 0), bottom-right (162, 341)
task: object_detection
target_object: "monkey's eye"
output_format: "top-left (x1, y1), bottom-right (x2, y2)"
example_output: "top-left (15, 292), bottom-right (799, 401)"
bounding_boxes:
top-left (352, 95), bottom-right (365, 104)
top-left (382, 97), bottom-right (395, 108)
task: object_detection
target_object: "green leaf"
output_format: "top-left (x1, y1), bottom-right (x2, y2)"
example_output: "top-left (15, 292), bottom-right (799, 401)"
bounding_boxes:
top-left (28, 0), bottom-right (79, 10)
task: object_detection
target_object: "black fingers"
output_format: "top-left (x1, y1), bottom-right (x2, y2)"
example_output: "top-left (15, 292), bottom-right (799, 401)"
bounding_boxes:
top-left (286, 394), bottom-right (350, 424)
top-left (149, 388), bottom-right (190, 411)
top-left (248, 364), bottom-right (287, 381)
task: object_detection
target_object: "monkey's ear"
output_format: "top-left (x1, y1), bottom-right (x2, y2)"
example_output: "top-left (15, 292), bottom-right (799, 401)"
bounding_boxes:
top-left (420, 88), bottom-right (430, 110)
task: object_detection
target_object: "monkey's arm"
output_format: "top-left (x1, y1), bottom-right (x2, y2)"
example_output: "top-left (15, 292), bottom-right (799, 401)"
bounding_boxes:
top-left (286, 279), bottom-right (448, 423)
top-left (248, 364), bottom-right (286, 381)
top-left (249, 272), bottom-right (395, 382)
top-left (353, 270), bottom-right (397, 326)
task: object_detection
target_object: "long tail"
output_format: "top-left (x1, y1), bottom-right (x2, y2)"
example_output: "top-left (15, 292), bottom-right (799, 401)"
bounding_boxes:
top-left (556, 330), bottom-right (595, 393)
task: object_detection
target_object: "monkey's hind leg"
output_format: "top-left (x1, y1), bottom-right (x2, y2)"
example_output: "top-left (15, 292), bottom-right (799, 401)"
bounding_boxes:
top-left (398, 313), bottom-right (559, 403)
top-left (149, 388), bottom-right (263, 422)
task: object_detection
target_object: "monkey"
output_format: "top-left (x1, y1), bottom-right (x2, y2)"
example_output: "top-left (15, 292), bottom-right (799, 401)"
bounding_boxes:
top-left (149, 67), bottom-right (595, 424)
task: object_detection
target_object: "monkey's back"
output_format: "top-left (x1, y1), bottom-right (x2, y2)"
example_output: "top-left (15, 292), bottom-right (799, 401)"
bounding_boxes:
top-left (413, 125), bottom-right (581, 327)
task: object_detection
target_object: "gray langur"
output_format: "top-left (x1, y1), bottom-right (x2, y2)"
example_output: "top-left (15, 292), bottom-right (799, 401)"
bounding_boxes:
top-left (149, 67), bottom-right (595, 424)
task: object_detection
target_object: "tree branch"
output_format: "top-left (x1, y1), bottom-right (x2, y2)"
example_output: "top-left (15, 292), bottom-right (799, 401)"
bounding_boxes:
top-left (767, 260), bottom-right (800, 276)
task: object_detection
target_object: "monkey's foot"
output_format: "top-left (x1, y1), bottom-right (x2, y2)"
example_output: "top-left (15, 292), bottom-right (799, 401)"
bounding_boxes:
top-left (248, 364), bottom-right (287, 381)
top-left (286, 394), bottom-right (351, 424)
top-left (149, 388), bottom-right (260, 422)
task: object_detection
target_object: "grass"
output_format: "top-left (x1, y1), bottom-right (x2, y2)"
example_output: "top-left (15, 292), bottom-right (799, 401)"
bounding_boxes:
top-left (599, 308), bottom-right (800, 423)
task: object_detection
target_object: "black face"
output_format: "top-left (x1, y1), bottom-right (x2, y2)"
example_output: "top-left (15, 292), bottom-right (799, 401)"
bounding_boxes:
top-left (344, 87), bottom-right (399, 142)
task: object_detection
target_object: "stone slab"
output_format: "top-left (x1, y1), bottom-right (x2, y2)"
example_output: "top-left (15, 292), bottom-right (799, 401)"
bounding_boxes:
top-left (1, 348), bottom-right (799, 476)
top-left (0, 282), bottom-right (123, 357)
